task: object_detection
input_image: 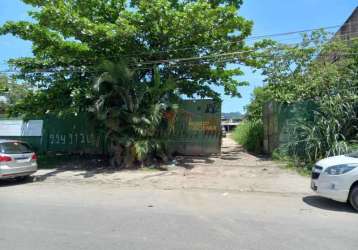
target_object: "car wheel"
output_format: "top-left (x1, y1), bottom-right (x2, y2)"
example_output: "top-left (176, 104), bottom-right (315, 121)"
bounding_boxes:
top-left (349, 185), bottom-right (358, 212)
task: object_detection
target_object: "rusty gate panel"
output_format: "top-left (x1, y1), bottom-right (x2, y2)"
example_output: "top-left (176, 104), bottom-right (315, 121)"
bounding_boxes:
top-left (166, 99), bottom-right (221, 155)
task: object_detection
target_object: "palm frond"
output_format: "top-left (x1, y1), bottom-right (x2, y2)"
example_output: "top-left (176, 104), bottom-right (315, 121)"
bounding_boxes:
top-left (91, 61), bottom-right (177, 167)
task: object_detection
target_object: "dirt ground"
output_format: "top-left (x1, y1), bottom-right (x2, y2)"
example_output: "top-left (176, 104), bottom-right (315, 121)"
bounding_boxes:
top-left (33, 136), bottom-right (311, 195)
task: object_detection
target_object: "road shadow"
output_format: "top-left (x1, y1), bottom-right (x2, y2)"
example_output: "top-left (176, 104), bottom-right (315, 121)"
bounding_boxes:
top-left (219, 149), bottom-right (243, 161)
top-left (33, 155), bottom-right (171, 182)
top-left (175, 156), bottom-right (215, 169)
top-left (34, 164), bottom-right (134, 182)
top-left (303, 195), bottom-right (356, 213)
top-left (221, 142), bottom-right (271, 162)
top-left (171, 139), bottom-right (273, 169)
top-left (0, 176), bottom-right (35, 188)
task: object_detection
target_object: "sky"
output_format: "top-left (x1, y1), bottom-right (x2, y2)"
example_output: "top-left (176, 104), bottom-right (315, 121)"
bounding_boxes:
top-left (0, 0), bottom-right (357, 113)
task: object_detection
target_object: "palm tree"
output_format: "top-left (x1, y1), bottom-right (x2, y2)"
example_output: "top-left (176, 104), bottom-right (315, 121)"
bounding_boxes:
top-left (92, 62), bottom-right (177, 168)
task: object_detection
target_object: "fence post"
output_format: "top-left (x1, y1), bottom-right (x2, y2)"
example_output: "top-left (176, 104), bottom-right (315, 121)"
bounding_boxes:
top-left (263, 101), bottom-right (279, 155)
top-left (41, 117), bottom-right (48, 154)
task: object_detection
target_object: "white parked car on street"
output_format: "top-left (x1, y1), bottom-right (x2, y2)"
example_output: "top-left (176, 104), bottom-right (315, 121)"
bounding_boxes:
top-left (311, 151), bottom-right (358, 211)
top-left (0, 140), bottom-right (38, 180)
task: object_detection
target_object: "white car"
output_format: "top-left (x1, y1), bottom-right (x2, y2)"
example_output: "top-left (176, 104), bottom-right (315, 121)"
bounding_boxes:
top-left (0, 140), bottom-right (38, 180)
top-left (311, 151), bottom-right (358, 211)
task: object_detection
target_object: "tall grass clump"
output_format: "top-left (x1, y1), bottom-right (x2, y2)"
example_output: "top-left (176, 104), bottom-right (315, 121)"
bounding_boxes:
top-left (281, 96), bottom-right (358, 163)
top-left (232, 120), bottom-right (264, 154)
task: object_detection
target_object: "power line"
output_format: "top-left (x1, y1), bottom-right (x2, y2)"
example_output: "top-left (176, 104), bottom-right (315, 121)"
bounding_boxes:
top-left (1, 48), bottom-right (358, 74)
top-left (123, 37), bottom-right (358, 67)
top-left (1, 21), bottom-right (358, 67)
top-left (1, 29), bottom-right (357, 72)
top-left (1, 51), bottom-right (357, 74)
top-left (114, 21), bottom-right (358, 58)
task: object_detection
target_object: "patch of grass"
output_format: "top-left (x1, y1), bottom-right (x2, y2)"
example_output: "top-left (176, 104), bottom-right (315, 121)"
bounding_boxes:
top-left (282, 161), bottom-right (312, 177)
top-left (232, 120), bottom-right (263, 154)
top-left (272, 149), bottom-right (312, 177)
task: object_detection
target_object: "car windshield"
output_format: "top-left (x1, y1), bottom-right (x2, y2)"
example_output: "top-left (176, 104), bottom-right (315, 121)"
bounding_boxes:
top-left (0, 142), bottom-right (32, 154)
top-left (346, 151), bottom-right (358, 158)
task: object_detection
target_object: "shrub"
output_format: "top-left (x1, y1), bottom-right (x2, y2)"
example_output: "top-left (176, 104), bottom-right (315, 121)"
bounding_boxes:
top-left (232, 120), bottom-right (264, 154)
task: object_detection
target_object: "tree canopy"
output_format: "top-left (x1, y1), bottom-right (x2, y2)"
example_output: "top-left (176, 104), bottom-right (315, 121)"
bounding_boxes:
top-left (259, 31), bottom-right (358, 103)
top-left (0, 74), bottom-right (29, 114)
top-left (245, 32), bottom-right (358, 120)
top-left (0, 0), bottom-right (264, 117)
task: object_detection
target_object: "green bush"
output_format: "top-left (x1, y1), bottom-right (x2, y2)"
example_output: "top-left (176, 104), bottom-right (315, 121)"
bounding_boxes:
top-left (232, 120), bottom-right (264, 154)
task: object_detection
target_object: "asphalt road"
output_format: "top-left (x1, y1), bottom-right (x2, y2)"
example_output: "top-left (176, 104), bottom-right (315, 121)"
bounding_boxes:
top-left (0, 180), bottom-right (357, 250)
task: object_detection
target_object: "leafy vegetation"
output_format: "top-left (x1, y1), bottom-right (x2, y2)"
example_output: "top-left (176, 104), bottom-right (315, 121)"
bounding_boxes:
top-left (0, 0), bottom-right (265, 118)
top-left (244, 86), bottom-right (271, 122)
top-left (232, 85), bottom-right (267, 153)
top-left (246, 31), bottom-right (358, 168)
top-left (91, 62), bottom-right (177, 167)
top-left (0, 74), bottom-right (29, 114)
top-left (282, 97), bottom-right (357, 163)
top-left (232, 120), bottom-right (263, 154)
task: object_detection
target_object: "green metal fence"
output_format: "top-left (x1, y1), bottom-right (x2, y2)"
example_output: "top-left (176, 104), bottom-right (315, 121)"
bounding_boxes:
top-left (0, 99), bottom-right (221, 155)
top-left (263, 101), bottom-right (319, 154)
top-left (42, 114), bottom-right (106, 154)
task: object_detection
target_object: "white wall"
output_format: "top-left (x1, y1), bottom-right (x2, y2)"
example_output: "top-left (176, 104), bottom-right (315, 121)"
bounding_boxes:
top-left (0, 120), bottom-right (43, 136)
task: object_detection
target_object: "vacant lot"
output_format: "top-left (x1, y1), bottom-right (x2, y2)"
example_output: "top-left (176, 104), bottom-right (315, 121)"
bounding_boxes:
top-left (32, 137), bottom-right (310, 195)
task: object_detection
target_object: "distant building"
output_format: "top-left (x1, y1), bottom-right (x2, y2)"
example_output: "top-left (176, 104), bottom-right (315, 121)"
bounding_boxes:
top-left (221, 116), bottom-right (242, 132)
top-left (335, 7), bottom-right (358, 40)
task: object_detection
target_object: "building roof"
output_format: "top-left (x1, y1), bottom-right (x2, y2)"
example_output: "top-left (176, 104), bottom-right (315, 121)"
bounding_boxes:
top-left (335, 7), bottom-right (358, 39)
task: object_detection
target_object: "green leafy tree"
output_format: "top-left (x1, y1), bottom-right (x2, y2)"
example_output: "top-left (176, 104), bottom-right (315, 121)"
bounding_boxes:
top-left (259, 31), bottom-right (357, 103)
top-left (0, 0), bottom-right (264, 117)
top-left (245, 86), bottom-right (271, 122)
top-left (232, 86), bottom-right (268, 153)
top-left (0, 74), bottom-right (29, 115)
